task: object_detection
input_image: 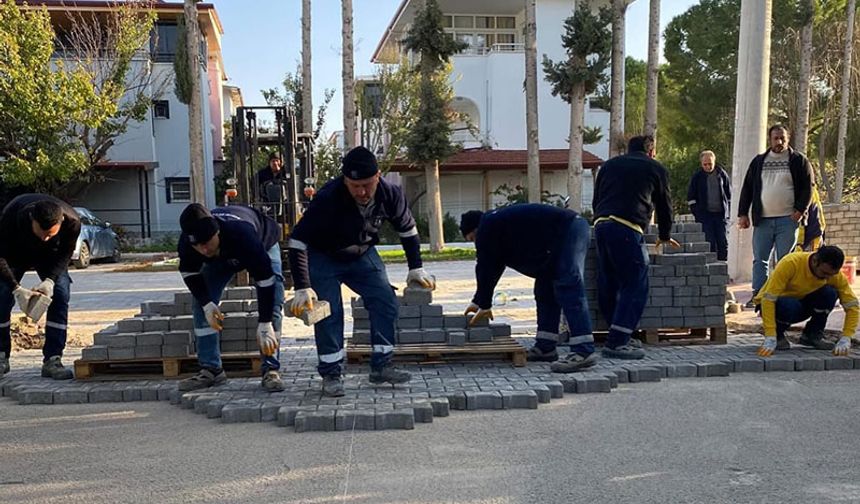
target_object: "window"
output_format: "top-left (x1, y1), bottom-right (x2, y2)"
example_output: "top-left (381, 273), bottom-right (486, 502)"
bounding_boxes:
top-left (497, 17), bottom-right (516, 29)
top-left (496, 33), bottom-right (516, 45)
top-left (166, 177), bottom-right (191, 203)
top-left (441, 15), bottom-right (453, 28)
top-left (153, 100), bottom-right (170, 119)
top-left (150, 22), bottom-right (178, 62)
top-left (454, 16), bottom-right (474, 28)
top-left (475, 16), bottom-right (495, 29)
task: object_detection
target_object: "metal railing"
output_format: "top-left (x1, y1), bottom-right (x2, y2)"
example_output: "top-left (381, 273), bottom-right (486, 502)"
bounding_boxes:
top-left (461, 43), bottom-right (525, 56)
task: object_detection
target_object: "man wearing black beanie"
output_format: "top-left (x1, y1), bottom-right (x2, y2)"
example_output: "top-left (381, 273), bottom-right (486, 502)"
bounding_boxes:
top-left (177, 203), bottom-right (286, 392)
top-left (287, 146), bottom-right (435, 397)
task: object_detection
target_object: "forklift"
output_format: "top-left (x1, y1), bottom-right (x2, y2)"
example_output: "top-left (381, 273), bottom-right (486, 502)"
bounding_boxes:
top-left (225, 105), bottom-right (316, 289)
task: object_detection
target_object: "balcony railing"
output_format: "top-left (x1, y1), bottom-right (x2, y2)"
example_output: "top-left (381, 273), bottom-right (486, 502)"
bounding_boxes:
top-left (459, 43), bottom-right (524, 56)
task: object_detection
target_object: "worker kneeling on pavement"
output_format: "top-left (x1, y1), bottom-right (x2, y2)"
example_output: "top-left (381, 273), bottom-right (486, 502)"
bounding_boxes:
top-left (177, 203), bottom-right (286, 392)
top-left (460, 204), bottom-right (598, 373)
top-left (754, 245), bottom-right (858, 357)
top-left (0, 194), bottom-right (81, 380)
top-left (287, 146), bottom-right (435, 398)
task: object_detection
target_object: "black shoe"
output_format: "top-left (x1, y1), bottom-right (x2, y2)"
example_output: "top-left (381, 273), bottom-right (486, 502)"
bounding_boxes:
top-left (261, 370), bottom-right (286, 392)
top-left (776, 337), bottom-right (791, 351)
top-left (178, 367), bottom-right (227, 391)
top-left (602, 345), bottom-right (645, 360)
top-left (41, 356), bottom-right (73, 380)
top-left (527, 346), bottom-right (559, 362)
top-left (322, 375), bottom-right (345, 397)
top-left (369, 365), bottom-right (411, 385)
top-left (798, 332), bottom-right (834, 350)
top-left (0, 355), bottom-right (8, 375)
top-left (550, 352), bottom-right (599, 373)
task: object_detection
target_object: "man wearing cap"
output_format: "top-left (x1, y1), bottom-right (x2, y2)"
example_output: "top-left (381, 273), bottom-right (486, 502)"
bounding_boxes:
top-left (177, 203), bottom-right (286, 392)
top-left (0, 194), bottom-right (81, 379)
top-left (256, 152), bottom-right (285, 203)
top-left (287, 146), bottom-right (435, 397)
top-left (459, 204), bottom-right (599, 373)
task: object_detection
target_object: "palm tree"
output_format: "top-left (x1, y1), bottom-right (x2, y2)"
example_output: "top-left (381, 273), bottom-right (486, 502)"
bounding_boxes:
top-left (835, 0), bottom-right (856, 202)
top-left (525, 0), bottom-right (541, 203)
top-left (342, 0), bottom-right (356, 150)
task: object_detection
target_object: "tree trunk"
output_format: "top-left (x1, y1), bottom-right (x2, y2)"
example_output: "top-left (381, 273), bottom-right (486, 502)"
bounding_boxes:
top-left (567, 82), bottom-right (586, 211)
top-left (609, 0), bottom-right (627, 157)
top-left (644, 0), bottom-right (660, 138)
top-left (835, 0), bottom-right (856, 203)
top-left (425, 160), bottom-right (445, 252)
top-left (184, 0), bottom-right (206, 204)
top-left (794, 0), bottom-right (814, 154)
top-left (342, 0), bottom-right (356, 151)
top-left (302, 0), bottom-right (313, 135)
top-left (820, 115), bottom-right (835, 201)
top-left (525, 0), bottom-right (541, 203)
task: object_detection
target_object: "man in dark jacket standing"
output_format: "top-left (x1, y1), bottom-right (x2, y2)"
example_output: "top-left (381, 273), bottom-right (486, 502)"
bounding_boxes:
top-left (687, 150), bottom-right (731, 260)
top-left (738, 125), bottom-right (813, 308)
top-left (0, 194), bottom-right (81, 379)
top-left (592, 135), bottom-right (678, 359)
top-left (459, 204), bottom-right (597, 373)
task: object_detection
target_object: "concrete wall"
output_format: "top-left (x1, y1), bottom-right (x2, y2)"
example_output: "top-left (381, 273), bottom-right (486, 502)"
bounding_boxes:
top-left (822, 204), bottom-right (860, 258)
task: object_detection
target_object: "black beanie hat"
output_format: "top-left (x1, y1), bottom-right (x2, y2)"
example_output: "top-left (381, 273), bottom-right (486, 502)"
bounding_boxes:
top-left (342, 146), bottom-right (379, 180)
top-left (459, 210), bottom-right (484, 237)
top-left (180, 203), bottom-right (220, 245)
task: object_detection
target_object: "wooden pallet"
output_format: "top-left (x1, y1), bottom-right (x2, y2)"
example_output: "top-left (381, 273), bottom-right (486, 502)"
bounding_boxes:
top-left (346, 337), bottom-right (528, 367)
top-left (590, 326), bottom-right (728, 346)
top-left (73, 352), bottom-right (262, 381)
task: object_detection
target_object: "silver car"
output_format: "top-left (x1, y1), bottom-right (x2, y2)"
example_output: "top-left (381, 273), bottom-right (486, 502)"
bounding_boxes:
top-left (72, 207), bottom-right (121, 269)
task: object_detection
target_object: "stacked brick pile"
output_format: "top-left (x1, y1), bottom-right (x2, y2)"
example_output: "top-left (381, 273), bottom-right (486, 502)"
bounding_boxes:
top-left (80, 287), bottom-right (260, 361)
top-left (350, 285), bottom-right (514, 347)
top-left (822, 204), bottom-right (860, 258)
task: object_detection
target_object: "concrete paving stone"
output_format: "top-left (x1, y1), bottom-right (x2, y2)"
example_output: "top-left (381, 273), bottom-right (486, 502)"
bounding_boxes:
top-left (542, 380), bottom-right (564, 398)
top-left (639, 318), bottom-right (661, 329)
top-left (683, 306), bottom-right (705, 317)
top-left (245, 300), bottom-right (258, 312)
top-left (824, 356), bottom-right (854, 370)
top-left (465, 390), bottom-right (503, 410)
top-left (156, 384), bottom-right (174, 401)
top-left (664, 363), bottom-right (698, 378)
top-left (220, 341), bottom-right (246, 353)
top-left (396, 318), bottom-right (420, 330)
top-left (489, 324), bottom-right (512, 337)
top-left (169, 316), bottom-right (194, 331)
top-left (53, 389), bottom-right (90, 404)
top-left (335, 409), bottom-right (376, 430)
top-left (428, 397), bottom-right (450, 416)
top-left (352, 307), bottom-right (370, 320)
top-left (221, 328), bottom-right (247, 341)
top-left (276, 405), bottom-right (317, 427)
top-left (399, 401), bottom-right (434, 422)
top-left (596, 372), bottom-right (619, 388)
top-left (81, 345), bottom-right (108, 361)
top-left (219, 300), bottom-right (246, 313)
top-left (795, 357), bottom-right (826, 371)
top-left (421, 317), bottom-right (444, 329)
top-left (135, 333), bottom-right (163, 347)
top-left (696, 362), bottom-right (731, 377)
top-left (466, 315), bottom-right (490, 327)
top-left (135, 346), bottom-right (162, 359)
top-left (142, 317), bottom-right (171, 332)
top-left (221, 401), bottom-right (262, 423)
top-left (764, 357), bottom-right (797, 372)
top-left (420, 305), bottom-right (444, 318)
top-left (705, 315), bottom-right (726, 326)
top-left (572, 374), bottom-right (612, 393)
top-left (106, 335), bottom-right (136, 348)
top-left (500, 389), bottom-right (539, 409)
top-left (398, 305), bottom-right (421, 318)
top-left (661, 307), bottom-right (683, 317)
top-left (402, 287), bottom-right (433, 306)
top-left (117, 318), bottom-right (144, 333)
top-left (731, 357), bottom-right (765, 373)
top-left (664, 276), bottom-right (687, 287)
top-left (398, 330), bottom-right (423, 344)
top-left (299, 301), bottom-right (330, 326)
top-left (108, 347), bottom-right (135, 360)
top-left (206, 400), bottom-right (227, 419)
top-left (443, 315), bottom-right (468, 329)
top-left (446, 331), bottom-right (466, 346)
top-left (709, 275), bottom-right (730, 286)
top-left (163, 331), bottom-right (191, 346)
top-left (650, 296), bottom-right (673, 307)
top-left (560, 378), bottom-right (577, 393)
top-left (295, 410), bottom-right (336, 432)
top-left (445, 391), bottom-right (467, 410)
top-left (122, 387), bottom-right (144, 402)
top-left (162, 344), bottom-right (190, 358)
top-left (89, 387), bottom-right (123, 402)
top-left (624, 366), bottom-right (661, 383)
top-left (19, 389), bottom-right (54, 405)
top-left (375, 409), bottom-right (415, 430)
top-left (422, 328), bottom-right (446, 343)
top-left (351, 330), bottom-right (371, 345)
top-left (222, 314), bottom-right (249, 329)
top-left (468, 327), bottom-right (493, 343)
top-left (191, 393), bottom-right (219, 414)
top-left (684, 317), bottom-right (707, 327)
top-left (173, 292), bottom-right (192, 305)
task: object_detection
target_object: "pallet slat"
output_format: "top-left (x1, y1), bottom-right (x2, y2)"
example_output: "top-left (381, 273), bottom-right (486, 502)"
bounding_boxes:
top-left (347, 337), bottom-right (527, 367)
top-left (74, 352), bottom-right (262, 381)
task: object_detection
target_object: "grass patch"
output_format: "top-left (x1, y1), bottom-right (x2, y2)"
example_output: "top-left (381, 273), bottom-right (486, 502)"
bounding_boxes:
top-left (379, 247), bottom-right (475, 263)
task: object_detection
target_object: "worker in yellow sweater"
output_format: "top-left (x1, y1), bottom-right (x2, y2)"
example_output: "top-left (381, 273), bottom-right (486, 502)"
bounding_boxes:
top-left (755, 245), bottom-right (858, 357)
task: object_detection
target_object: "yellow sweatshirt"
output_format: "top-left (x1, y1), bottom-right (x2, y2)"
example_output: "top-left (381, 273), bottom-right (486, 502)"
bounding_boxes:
top-left (754, 252), bottom-right (859, 337)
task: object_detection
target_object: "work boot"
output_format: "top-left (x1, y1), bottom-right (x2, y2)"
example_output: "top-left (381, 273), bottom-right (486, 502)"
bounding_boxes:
top-left (745, 299), bottom-right (757, 310)
top-left (0, 355), bottom-right (9, 375)
top-left (41, 356), bottom-right (73, 380)
top-left (261, 370), bottom-right (285, 392)
top-left (178, 367), bottom-right (226, 392)
top-left (799, 331), bottom-right (834, 350)
top-left (550, 352), bottom-right (599, 373)
top-left (628, 338), bottom-right (643, 348)
top-left (776, 337), bottom-right (791, 351)
top-left (322, 375), bottom-right (345, 397)
top-left (369, 365), bottom-right (411, 385)
top-left (527, 345), bottom-right (559, 362)
top-left (602, 345), bottom-right (645, 360)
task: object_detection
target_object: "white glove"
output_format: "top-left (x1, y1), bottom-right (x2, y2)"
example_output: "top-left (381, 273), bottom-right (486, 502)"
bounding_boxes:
top-left (256, 322), bottom-right (278, 356)
top-left (32, 278), bottom-right (55, 298)
top-left (833, 336), bottom-right (852, 356)
top-left (757, 336), bottom-right (777, 357)
top-left (12, 286), bottom-right (34, 312)
top-left (290, 288), bottom-right (318, 317)
top-left (203, 302), bottom-right (224, 331)
top-left (407, 268), bottom-right (436, 289)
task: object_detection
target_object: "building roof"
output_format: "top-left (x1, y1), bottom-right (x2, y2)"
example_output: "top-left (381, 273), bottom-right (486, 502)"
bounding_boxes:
top-left (389, 148), bottom-right (603, 172)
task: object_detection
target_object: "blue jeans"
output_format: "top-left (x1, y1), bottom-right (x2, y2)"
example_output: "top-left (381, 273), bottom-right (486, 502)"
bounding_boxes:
top-left (191, 244), bottom-right (284, 375)
top-left (0, 267), bottom-right (72, 361)
top-left (309, 246), bottom-right (398, 377)
top-left (534, 216), bottom-right (595, 356)
top-left (752, 216), bottom-right (797, 293)
top-left (698, 212), bottom-right (728, 261)
top-left (595, 221), bottom-right (650, 349)
top-left (775, 286), bottom-right (837, 339)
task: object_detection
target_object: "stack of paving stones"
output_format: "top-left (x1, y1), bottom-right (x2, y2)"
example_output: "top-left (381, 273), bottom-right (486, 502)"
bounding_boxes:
top-left (349, 285), bottom-right (513, 347)
top-left (1, 336), bottom-right (858, 432)
top-left (581, 221), bottom-right (727, 333)
top-left (79, 287), bottom-right (260, 361)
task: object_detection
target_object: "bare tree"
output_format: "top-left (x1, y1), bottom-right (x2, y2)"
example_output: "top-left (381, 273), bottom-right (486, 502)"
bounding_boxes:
top-left (342, 0), bottom-right (356, 150)
top-left (835, 0), bottom-right (856, 202)
top-left (644, 0), bottom-right (660, 137)
top-left (184, 0), bottom-right (206, 203)
top-left (608, 0), bottom-right (628, 157)
top-left (525, 0), bottom-right (541, 203)
top-left (794, 0), bottom-right (814, 154)
top-left (302, 0), bottom-right (313, 135)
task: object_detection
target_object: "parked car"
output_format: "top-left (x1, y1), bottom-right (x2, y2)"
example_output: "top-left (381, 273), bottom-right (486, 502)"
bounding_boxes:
top-left (72, 207), bottom-right (121, 269)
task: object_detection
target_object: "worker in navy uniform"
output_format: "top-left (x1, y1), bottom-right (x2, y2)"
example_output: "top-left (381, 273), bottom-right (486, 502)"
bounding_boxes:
top-left (0, 194), bottom-right (81, 379)
top-left (287, 146), bottom-right (436, 397)
top-left (177, 203), bottom-right (286, 392)
top-left (256, 152), bottom-right (286, 203)
top-left (459, 204), bottom-right (599, 373)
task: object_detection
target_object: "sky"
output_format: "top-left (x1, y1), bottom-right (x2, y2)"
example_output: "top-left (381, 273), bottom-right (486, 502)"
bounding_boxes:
top-left (213, 0), bottom-right (700, 136)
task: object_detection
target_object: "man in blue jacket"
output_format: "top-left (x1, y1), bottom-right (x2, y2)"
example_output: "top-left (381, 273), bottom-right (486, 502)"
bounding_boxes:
top-left (177, 203), bottom-right (286, 392)
top-left (687, 150), bottom-right (731, 261)
top-left (459, 204), bottom-right (597, 373)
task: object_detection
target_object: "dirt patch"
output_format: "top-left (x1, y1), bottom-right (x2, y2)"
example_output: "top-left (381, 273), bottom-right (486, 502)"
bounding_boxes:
top-left (10, 316), bottom-right (92, 352)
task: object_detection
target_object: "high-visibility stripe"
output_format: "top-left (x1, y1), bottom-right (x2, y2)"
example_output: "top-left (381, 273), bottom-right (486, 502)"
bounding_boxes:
top-left (536, 331), bottom-right (559, 342)
top-left (399, 227), bottom-right (419, 238)
top-left (843, 300), bottom-right (859, 308)
top-left (687, 200), bottom-right (697, 205)
top-left (372, 344), bottom-right (394, 354)
top-left (287, 239), bottom-right (307, 251)
top-left (256, 276), bottom-right (276, 288)
top-left (319, 349), bottom-right (345, 363)
top-left (194, 327), bottom-right (218, 337)
top-left (0, 321), bottom-right (10, 328)
top-left (181, 271), bottom-right (200, 278)
top-left (594, 216), bottom-right (644, 234)
top-left (812, 308), bottom-right (830, 314)
top-left (569, 334), bottom-right (595, 344)
top-left (609, 324), bottom-right (633, 334)
top-left (45, 321), bottom-right (67, 330)
top-left (763, 293), bottom-right (778, 301)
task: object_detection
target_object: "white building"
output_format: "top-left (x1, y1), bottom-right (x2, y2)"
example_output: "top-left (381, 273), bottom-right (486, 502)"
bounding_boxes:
top-left (371, 0), bottom-right (615, 215)
top-left (37, 0), bottom-right (233, 237)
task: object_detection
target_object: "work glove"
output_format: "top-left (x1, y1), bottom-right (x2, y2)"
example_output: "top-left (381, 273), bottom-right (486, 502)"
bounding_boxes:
top-left (756, 336), bottom-right (777, 357)
top-left (290, 288), bottom-right (318, 317)
top-left (406, 268), bottom-right (436, 289)
top-left (464, 302), bottom-right (493, 327)
top-left (203, 302), bottom-right (224, 331)
top-left (833, 336), bottom-right (852, 356)
top-left (32, 278), bottom-right (55, 298)
top-left (256, 322), bottom-right (278, 357)
top-left (12, 286), bottom-right (35, 313)
top-left (655, 238), bottom-right (682, 249)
